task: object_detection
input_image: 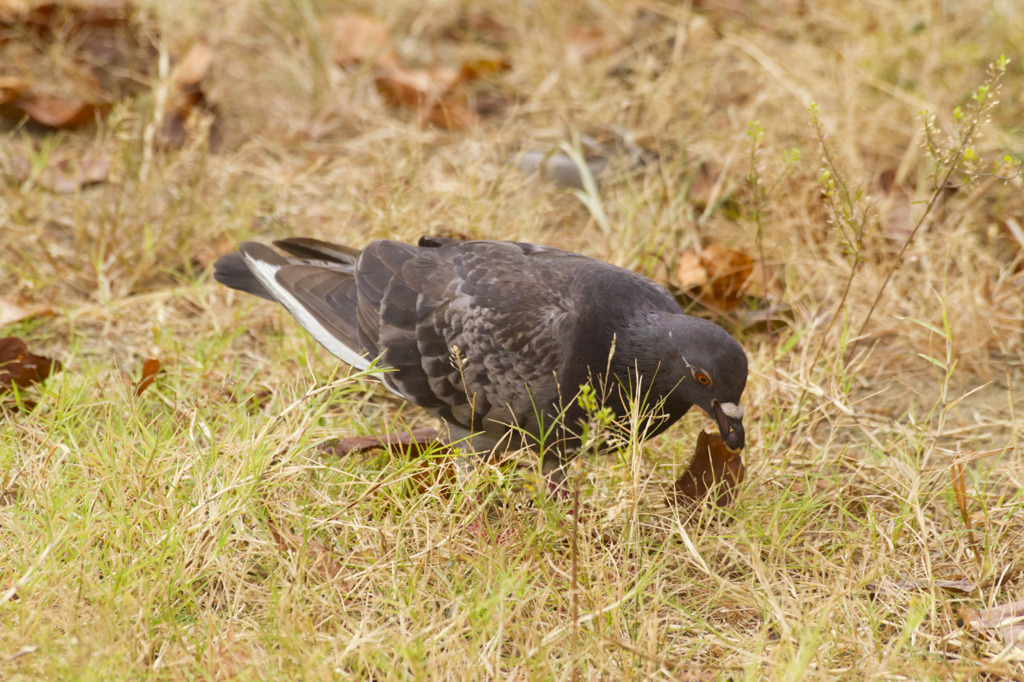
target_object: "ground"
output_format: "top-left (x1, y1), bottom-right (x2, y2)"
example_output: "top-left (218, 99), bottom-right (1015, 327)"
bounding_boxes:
top-left (1, 0), bottom-right (1023, 679)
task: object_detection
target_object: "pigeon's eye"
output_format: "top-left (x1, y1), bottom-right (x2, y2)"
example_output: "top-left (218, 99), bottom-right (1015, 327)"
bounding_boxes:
top-left (694, 370), bottom-right (713, 386)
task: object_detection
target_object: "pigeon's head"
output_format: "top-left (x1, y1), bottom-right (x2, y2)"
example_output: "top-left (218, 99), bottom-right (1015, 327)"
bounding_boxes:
top-left (659, 315), bottom-right (748, 451)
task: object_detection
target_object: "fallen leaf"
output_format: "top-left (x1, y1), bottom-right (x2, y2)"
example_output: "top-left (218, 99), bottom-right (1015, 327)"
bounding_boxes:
top-left (676, 250), bottom-right (708, 290)
top-left (159, 41), bottom-right (215, 149)
top-left (683, 160), bottom-right (720, 208)
top-left (565, 27), bottom-right (614, 65)
top-left (0, 584), bottom-right (19, 603)
top-left (320, 427), bottom-right (460, 498)
top-left (133, 358), bottom-right (160, 396)
top-left (266, 518), bottom-right (345, 582)
top-left (319, 427), bottom-right (441, 457)
top-left (6, 146), bottom-right (111, 193)
top-left (877, 168), bottom-right (915, 241)
top-left (421, 98), bottom-right (479, 130)
top-left (866, 576), bottom-right (977, 598)
top-left (410, 457), bottom-right (460, 497)
top-left (676, 245), bottom-right (756, 311)
top-left (375, 66), bottom-right (479, 130)
top-left (0, 297), bottom-right (52, 326)
top-left (375, 66), bottom-right (462, 108)
top-left (671, 430), bottom-right (744, 507)
top-left (172, 40), bottom-right (213, 89)
top-left (324, 13), bottom-right (398, 69)
top-left (934, 578), bottom-right (979, 593)
top-left (1, 0), bottom-right (147, 128)
top-left (1, 481), bottom-right (20, 506)
top-left (964, 597), bottom-right (1024, 647)
top-left (202, 633), bottom-right (251, 681)
top-left (690, 0), bottom-right (754, 26)
top-left (471, 91), bottom-right (513, 116)
top-left (14, 95), bottom-right (97, 128)
top-left (459, 54), bottom-right (511, 81)
top-left (42, 152), bottom-right (111, 193)
top-left (0, 337), bottom-right (61, 392)
top-left (0, 75), bottom-right (28, 105)
top-left (0, 0), bottom-right (132, 26)
top-left (439, 11), bottom-right (515, 44)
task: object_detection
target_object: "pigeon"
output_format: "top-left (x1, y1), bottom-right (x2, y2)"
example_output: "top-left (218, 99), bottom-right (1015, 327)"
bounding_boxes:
top-left (213, 236), bottom-right (748, 461)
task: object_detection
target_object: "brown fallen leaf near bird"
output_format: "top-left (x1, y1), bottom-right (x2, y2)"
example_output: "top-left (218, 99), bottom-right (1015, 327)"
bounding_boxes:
top-left (671, 430), bottom-right (745, 507)
top-left (214, 236), bottom-right (748, 505)
top-left (0, 337), bottom-right (61, 392)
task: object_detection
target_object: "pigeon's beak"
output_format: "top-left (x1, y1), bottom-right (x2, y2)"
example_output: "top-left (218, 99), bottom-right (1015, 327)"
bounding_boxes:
top-left (712, 400), bottom-right (745, 452)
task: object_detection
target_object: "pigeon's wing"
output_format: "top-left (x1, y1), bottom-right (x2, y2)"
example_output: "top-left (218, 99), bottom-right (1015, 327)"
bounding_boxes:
top-left (215, 242), bottom-right (369, 371)
top-left (359, 239), bottom-right (590, 443)
top-left (213, 251), bottom-right (276, 301)
top-left (273, 237), bottom-right (361, 264)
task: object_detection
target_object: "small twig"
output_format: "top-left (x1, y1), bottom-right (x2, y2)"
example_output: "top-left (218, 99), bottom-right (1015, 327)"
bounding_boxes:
top-left (854, 57), bottom-right (1010, 343)
top-left (570, 466), bottom-right (580, 682)
top-left (851, 157), bottom-right (958, 345)
top-left (951, 460), bottom-right (984, 572)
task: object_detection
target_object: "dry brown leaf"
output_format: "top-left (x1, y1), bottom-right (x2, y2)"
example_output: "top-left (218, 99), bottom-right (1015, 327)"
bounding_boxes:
top-left (966, 597), bottom-right (1024, 647)
top-left (325, 13), bottom-right (398, 69)
top-left (0, 337), bottom-right (61, 392)
top-left (0, 0), bottom-right (133, 35)
top-left (671, 430), bottom-right (744, 507)
top-left (0, 297), bottom-right (52, 327)
top-left (320, 427), bottom-right (459, 498)
top-left (866, 576), bottom-right (977, 597)
top-left (410, 459), bottom-right (459, 498)
top-left (6, 147), bottom-right (111, 192)
top-left (459, 54), bottom-right (511, 81)
top-left (0, 0), bottom-right (131, 21)
top-left (375, 66), bottom-right (478, 130)
top-left (686, 160), bottom-right (719, 209)
top-left (319, 427), bottom-right (441, 457)
top-left (421, 98), bottom-right (479, 130)
top-left (676, 250), bottom-right (708, 290)
top-left (1, 0), bottom-right (146, 128)
top-left (159, 42), bottom-right (217, 149)
top-left (266, 518), bottom-right (345, 582)
top-left (375, 66), bottom-right (462, 108)
top-left (0, 75), bottom-right (28, 105)
top-left (0, 481), bottom-right (21, 506)
top-left (172, 40), bottom-right (212, 88)
top-left (133, 358), bottom-right (160, 396)
top-left (565, 27), bottom-right (614, 64)
top-left (933, 578), bottom-right (978, 593)
top-left (14, 95), bottom-right (97, 127)
top-left (43, 152), bottom-right (110, 193)
top-left (439, 12), bottom-right (515, 44)
top-left (690, 0), bottom-right (754, 26)
top-left (877, 168), bottom-right (915, 241)
top-left (0, 0), bottom-right (50, 21)
top-left (676, 245), bottom-right (756, 311)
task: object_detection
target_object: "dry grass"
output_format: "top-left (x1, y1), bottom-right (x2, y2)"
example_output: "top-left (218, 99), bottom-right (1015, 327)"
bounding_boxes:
top-left (2, 0), bottom-right (1024, 679)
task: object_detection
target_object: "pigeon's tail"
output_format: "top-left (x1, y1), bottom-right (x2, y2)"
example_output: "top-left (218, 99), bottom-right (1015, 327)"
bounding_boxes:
top-left (213, 240), bottom-right (370, 371)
